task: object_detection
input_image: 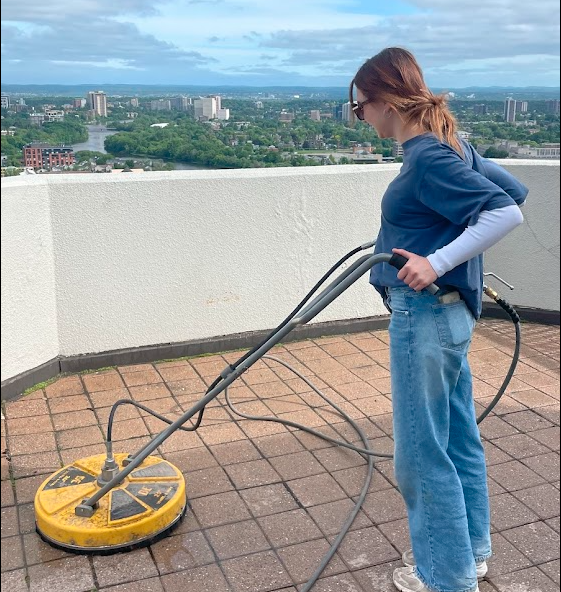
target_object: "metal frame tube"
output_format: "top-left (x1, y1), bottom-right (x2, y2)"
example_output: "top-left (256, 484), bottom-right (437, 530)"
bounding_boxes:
top-left (77, 253), bottom-right (435, 513)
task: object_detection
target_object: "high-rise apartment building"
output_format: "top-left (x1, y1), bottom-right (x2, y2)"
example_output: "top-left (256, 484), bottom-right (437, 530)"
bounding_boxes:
top-left (1, 94), bottom-right (10, 110)
top-left (546, 99), bottom-right (560, 115)
top-left (504, 98), bottom-right (517, 123)
top-left (87, 91), bottom-right (108, 117)
top-left (194, 97), bottom-right (217, 120)
top-left (342, 102), bottom-right (353, 123)
top-left (310, 110), bottom-right (321, 121)
top-left (150, 99), bottom-right (172, 111)
top-left (170, 96), bottom-right (192, 111)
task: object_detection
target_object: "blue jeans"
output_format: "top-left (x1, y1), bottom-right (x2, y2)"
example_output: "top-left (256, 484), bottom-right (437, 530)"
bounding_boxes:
top-left (387, 287), bottom-right (492, 592)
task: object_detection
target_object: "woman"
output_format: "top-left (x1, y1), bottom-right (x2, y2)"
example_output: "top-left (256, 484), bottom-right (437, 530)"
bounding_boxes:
top-left (350, 48), bottom-right (528, 592)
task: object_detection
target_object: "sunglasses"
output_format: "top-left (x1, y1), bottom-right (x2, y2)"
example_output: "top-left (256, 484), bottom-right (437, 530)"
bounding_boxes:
top-left (351, 98), bottom-right (375, 121)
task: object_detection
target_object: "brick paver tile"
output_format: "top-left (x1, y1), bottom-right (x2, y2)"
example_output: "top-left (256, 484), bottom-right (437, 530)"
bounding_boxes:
top-left (1, 569), bottom-right (28, 592)
top-left (240, 483), bottom-right (299, 517)
top-left (308, 499), bottom-right (372, 537)
top-left (486, 532), bottom-right (533, 576)
top-left (277, 539), bottom-right (347, 584)
top-left (161, 565), bottom-right (230, 592)
top-left (93, 548), bottom-right (158, 588)
top-left (23, 531), bottom-right (70, 566)
top-left (512, 483), bottom-right (560, 519)
top-left (221, 551), bottom-right (293, 592)
top-left (48, 394), bottom-right (92, 415)
top-left (5, 398), bottom-right (49, 420)
top-left (488, 460), bottom-right (546, 492)
top-left (27, 556), bottom-right (95, 592)
top-left (44, 376), bottom-right (84, 398)
top-left (1, 535), bottom-right (24, 572)
top-left (121, 369), bottom-right (163, 388)
top-left (521, 452), bottom-right (560, 481)
top-left (336, 526), bottom-right (400, 570)
top-left (82, 370), bottom-right (125, 392)
top-left (502, 521), bottom-right (560, 564)
top-left (491, 566), bottom-right (559, 592)
top-left (224, 459), bottom-right (281, 489)
top-left (7, 415), bottom-right (53, 436)
top-left (102, 578), bottom-right (165, 592)
top-left (151, 531), bottom-right (214, 575)
top-left (206, 520), bottom-right (270, 560)
top-left (258, 509), bottom-right (323, 547)
top-left (191, 491), bottom-right (251, 528)
top-left (269, 451), bottom-right (325, 481)
top-left (287, 473), bottom-right (348, 507)
top-left (490, 493), bottom-right (539, 532)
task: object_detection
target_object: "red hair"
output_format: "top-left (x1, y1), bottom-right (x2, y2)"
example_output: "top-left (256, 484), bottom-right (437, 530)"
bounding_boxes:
top-left (350, 47), bottom-right (463, 155)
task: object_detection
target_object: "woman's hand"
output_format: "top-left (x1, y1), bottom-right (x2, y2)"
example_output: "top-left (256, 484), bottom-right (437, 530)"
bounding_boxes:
top-left (392, 248), bottom-right (438, 291)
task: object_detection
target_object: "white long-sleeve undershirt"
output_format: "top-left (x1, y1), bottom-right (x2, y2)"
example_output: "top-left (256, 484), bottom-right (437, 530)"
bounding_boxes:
top-left (427, 204), bottom-right (524, 277)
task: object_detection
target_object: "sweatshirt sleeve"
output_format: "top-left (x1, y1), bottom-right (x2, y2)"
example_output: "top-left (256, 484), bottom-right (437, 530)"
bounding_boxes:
top-left (467, 144), bottom-right (529, 206)
top-left (418, 150), bottom-right (517, 227)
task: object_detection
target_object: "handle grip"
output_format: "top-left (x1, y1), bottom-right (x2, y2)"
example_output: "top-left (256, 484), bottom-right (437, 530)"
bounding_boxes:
top-left (388, 253), bottom-right (440, 296)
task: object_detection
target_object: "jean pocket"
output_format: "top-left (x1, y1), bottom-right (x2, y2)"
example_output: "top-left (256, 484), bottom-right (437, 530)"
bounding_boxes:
top-left (431, 301), bottom-right (474, 351)
top-left (389, 308), bottom-right (410, 334)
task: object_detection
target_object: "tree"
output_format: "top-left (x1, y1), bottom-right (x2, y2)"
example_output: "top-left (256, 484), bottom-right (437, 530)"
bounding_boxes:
top-left (483, 147), bottom-right (509, 159)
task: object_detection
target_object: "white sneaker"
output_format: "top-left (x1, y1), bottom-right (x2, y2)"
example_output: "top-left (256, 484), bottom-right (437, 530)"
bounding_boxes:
top-left (393, 566), bottom-right (480, 592)
top-left (402, 549), bottom-right (488, 579)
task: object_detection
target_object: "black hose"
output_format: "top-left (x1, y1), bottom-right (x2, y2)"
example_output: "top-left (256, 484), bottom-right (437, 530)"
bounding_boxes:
top-left (103, 248), bottom-right (522, 591)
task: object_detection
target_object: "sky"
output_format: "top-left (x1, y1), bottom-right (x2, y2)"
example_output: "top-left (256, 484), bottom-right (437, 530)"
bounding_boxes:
top-left (1, 0), bottom-right (560, 88)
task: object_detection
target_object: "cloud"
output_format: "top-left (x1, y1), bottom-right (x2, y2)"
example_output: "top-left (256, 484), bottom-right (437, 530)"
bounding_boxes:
top-left (1, 0), bottom-right (560, 86)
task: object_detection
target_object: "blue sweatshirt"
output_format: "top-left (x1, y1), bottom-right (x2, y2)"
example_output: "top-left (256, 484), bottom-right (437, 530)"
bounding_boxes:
top-left (371, 133), bottom-right (529, 318)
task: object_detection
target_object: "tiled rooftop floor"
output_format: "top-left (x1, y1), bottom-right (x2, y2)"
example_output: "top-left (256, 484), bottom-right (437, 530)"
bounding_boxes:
top-left (1, 319), bottom-right (559, 592)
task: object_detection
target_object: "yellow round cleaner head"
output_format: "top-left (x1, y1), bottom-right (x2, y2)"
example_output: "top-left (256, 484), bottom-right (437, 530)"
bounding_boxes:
top-left (34, 453), bottom-right (186, 554)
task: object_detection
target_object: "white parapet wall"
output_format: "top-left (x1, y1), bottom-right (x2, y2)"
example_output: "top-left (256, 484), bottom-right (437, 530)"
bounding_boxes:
top-left (1, 177), bottom-right (59, 382)
top-left (1, 161), bottom-right (559, 384)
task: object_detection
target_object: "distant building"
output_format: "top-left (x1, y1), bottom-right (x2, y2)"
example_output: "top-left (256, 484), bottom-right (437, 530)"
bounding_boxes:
top-left (457, 130), bottom-right (472, 140)
top-left (217, 108), bottom-right (230, 120)
top-left (254, 101), bottom-right (264, 109)
top-left (504, 98), bottom-right (517, 123)
top-left (310, 110), bottom-right (321, 121)
top-left (194, 97), bottom-right (217, 120)
top-left (473, 104), bottom-right (488, 115)
top-left (130, 98), bottom-right (140, 108)
top-left (279, 111), bottom-right (295, 123)
top-left (546, 99), bottom-right (560, 115)
top-left (44, 109), bottom-right (65, 122)
top-left (170, 96), bottom-right (192, 111)
top-left (516, 101), bottom-right (529, 114)
top-left (342, 102), bottom-right (353, 123)
top-left (150, 99), bottom-right (172, 111)
top-left (333, 104), bottom-right (343, 121)
top-left (87, 91), bottom-right (108, 117)
top-left (1, 94), bottom-right (10, 110)
top-left (30, 113), bottom-right (46, 126)
top-left (73, 98), bottom-right (87, 109)
top-left (23, 143), bottom-right (75, 169)
top-left (392, 141), bottom-right (404, 158)
top-left (126, 112), bottom-right (138, 119)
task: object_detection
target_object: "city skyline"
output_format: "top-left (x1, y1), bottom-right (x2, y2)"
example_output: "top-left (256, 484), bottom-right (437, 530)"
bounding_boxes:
top-left (1, 0), bottom-right (560, 87)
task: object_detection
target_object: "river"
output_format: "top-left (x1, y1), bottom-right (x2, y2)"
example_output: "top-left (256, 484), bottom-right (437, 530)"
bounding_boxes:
top-left (72, 125), bottom-right (210, 170)
top-left (72, 125), bottom-right (116, 153)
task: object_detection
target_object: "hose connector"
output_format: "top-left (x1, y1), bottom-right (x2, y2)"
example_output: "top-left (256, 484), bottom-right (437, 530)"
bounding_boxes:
top-left (484, 284), bottom-right (520, 324)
